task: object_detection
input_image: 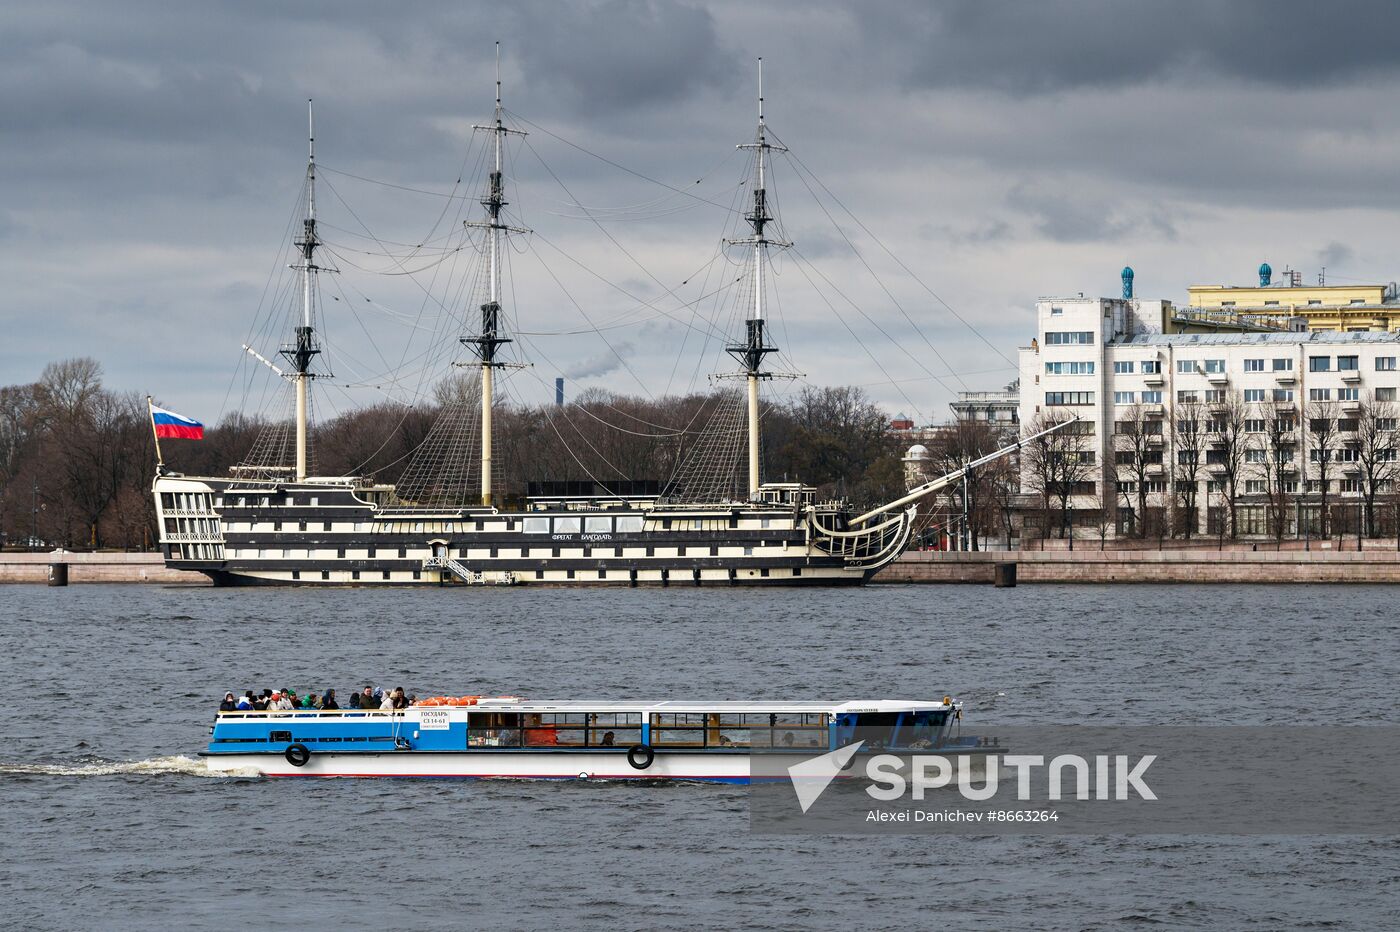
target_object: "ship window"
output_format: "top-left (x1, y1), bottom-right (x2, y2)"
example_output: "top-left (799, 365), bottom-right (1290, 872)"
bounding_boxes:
top-left (398, 548), bottom-right (406, 558)
top-left (523, 712), bottom-right (589, 747)
top-left (616, 515), bottom-right (643, 533)
top-left (468, 712), bottom-right (521, 747)
top-left (649, 712), bottom-right (708, 747)
top-left (585, 712), bottom-right (642, 747)
top-left (260, 497), bottom-right (270, 508)
top-left (584, 516), bottom-right (611, 533)
top-left (522, 517), bottom-right (549, 533)
top-left (285, 496), bottom-right (294, 507)
top-left (309, 497), bottom-right (319, 506)
top-left (322, 571), bottom-right (330, 581)
top-left (554, 516), bottom-right (581, 534)
top-left (382, 571), bottom-right (391, 580)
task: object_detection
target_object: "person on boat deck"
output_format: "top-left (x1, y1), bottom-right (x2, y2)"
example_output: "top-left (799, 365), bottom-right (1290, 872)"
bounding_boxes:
top-left (348, 691), bottom-right (362, 710)
top-left (361, 686), bottom-right (376, 708)
top-left (272, 691), bottom-right (294, 711)
top-left (284, 689), bottom-right (298, 707)
top-left (220, 692), bottom-right (238, 712)
top-left (258, 689), bottom-right (273, 710)
top-left (390, 687), bottom-right (410, 710)
top-left (235, 692), bottom-right (253, 711)
top-left (302, 692), bottom-right (322, 710)
top-left (378, 690), bottom-right (395, 711)
top-left (322, 689), bottom-right (340, 710)
top-left (600, 731), bottom-right (615, 746)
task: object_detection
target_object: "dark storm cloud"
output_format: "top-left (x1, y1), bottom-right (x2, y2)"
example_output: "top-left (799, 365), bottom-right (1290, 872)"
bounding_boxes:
top-left (4, 0), bottom-right (1400, 422)
top-left (865, 1), bottom-right (1400, 95)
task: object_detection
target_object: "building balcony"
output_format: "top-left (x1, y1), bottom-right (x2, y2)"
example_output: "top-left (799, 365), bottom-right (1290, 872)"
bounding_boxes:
top-left (1205, 371), bottom-right (1229, 384)
top-left (1341, 370), bottom-right (1362, 383)
top-left (1145, 434), bottom-right (1165, 446)
top-left (1273, 402), bottom-right (1297, 414)
top-left (1274, 372), bottom-right (1297, 384)
top-left (1143, 373), bottom-right (1165, 387)
top-left (1342, 400), bottom-right (1362, 414)
top-left (1144, 404), bottom-right (1165, 416)
top-left (1145, 463), bottom-right (1165, 476)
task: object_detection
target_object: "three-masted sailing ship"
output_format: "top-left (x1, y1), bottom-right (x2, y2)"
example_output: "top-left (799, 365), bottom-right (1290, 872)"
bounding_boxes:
top-left (152, 58), bottom-right (1036, 587)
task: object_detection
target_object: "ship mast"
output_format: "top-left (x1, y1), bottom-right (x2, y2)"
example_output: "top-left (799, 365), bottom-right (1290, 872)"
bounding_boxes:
top-left (728, 59), bottom-right (788, 499)
top-left (282, 99), bottom-right (322, 482)
top-left (464, 43), bottom-right (527, 507)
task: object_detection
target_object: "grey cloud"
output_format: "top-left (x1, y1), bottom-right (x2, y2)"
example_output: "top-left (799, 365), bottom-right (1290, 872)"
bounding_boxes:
top-left (863, 1), bottom-right (1400, 96)
top-left (1317, 241), bottom-right (1354, 270)
top-left (1007, 183), bottom-right (1176, 243)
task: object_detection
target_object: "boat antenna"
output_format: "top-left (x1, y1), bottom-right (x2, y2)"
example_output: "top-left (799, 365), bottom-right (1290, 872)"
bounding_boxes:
top-left (464, 42), bottom-right (528, 507)
top-left (727, 58), bottom-right (789, 499)
top-left (280, 98), bottom-right (322, 481)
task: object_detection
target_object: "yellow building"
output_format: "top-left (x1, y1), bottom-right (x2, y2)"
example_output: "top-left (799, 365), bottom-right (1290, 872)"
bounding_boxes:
top-left (1188, 263), bottom-right (1400, 332)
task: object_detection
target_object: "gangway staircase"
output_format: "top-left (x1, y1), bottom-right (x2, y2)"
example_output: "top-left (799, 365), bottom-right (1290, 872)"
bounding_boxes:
top-left (423, 555), bottom-right (517, 586)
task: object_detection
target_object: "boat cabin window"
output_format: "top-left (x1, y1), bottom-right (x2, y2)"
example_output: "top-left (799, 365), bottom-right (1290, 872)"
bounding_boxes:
top-left (554, 516), bottom-right (581, 534)
top-left (522, 517), bottom-right (550, 534)
top-left (649, 712), bottom-right (828, 749)
top-left (468, 712), bottom-right (521, 747)
top-left (835, 710), bottom-right (950, 749)
top-left (616, 515), bottom-right (643, 533)
top-left (584, 516), bottom-right (612, 534)
top-left (468, 711), bottom-right (642, 747)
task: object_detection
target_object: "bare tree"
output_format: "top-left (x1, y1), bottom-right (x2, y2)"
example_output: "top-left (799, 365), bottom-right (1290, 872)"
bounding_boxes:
top-left (1170, 400), bottom-right (1206, 538)
top-left (923, 417), bottom-right (1006, 550)
top-left (1209, 391), bottom-right (1253, 538)
top-left (1022, 411), bottom-right (1094, 543)
top-left (1261, 402), bottom-right (1299, 542)
top-left (1305, 400), bottom-right (1339, 539)
top-left (1113, 403), bottom-right (1154, 537)
top-left (1353, 393), bottom-right (1399, 537)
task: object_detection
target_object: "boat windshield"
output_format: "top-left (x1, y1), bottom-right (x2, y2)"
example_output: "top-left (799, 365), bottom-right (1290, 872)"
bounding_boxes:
top-left (836, 710), bottom-right (951, 749)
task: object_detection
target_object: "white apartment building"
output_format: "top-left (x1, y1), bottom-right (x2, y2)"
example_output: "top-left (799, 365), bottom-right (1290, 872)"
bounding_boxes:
top-left (1018, 295), bottom-right (1400, 538)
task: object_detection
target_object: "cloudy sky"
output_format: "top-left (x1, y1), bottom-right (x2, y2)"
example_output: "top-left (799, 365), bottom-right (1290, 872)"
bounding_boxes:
top-left (5, 1), bottom-right (1400, 426)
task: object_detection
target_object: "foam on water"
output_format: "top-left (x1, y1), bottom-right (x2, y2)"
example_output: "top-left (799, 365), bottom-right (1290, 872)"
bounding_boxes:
top-left (0, 755), bottom-right (261, 779)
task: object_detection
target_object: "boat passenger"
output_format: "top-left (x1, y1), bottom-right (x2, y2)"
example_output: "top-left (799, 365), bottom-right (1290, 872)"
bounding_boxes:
top-left (220, 692), bottom-right (237, 712)
top-left (348, 692), bottom-right (362, 710)
top-left (361, 686), bottom-right (376, 708)
top-left (303, 692), bottom-right (322, 710)
top-left (322, 689), bottom-right (340, 710)
top-left (235, 693), bottom-right (253, 711)
top-left (600, 731), bottom-right (615, 746)
top-left (378, 691), bottom-right (395, 711)
top-left (285, 689), bottom-right (298, 707)
top-left (390, 687), bottom-right (409, 710)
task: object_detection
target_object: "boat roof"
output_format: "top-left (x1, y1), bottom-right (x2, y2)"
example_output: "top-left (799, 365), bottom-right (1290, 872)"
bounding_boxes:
top-left (459, 699), bottom-right (954, 713)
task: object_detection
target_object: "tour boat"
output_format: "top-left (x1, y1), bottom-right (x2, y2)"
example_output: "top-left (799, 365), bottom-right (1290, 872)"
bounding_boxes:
top-left (202, 696), bottom-right (979, 781)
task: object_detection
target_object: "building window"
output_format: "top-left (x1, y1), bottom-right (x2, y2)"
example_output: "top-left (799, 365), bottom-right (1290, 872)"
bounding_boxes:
top-left (1244, 359), bottom-right (1265, 372)
top-left (1245, 480), bottom-right (1265, 494)
top-left (1044, 392), bottom-right (1094, 406)
top-left (1203, 359), bottom-right (1225, 373)
top-left (1379, 418), bottom-right (1398, 431)
top-left (1141, 360), bottom-right (1161, 374)
top-left (1050, 306), bottom-right (1063, 316)
top-left (1309, 356), bottom-right (1332, 372)
top-left (1376, 357), bottom-right (1396, 372)
top-left (1114, 392), bottom-right (1137, 405)
top-left (1245, 419), bottom-right (1266, 433)
top-left (1246, 449), bottom-right (1266, 464)
top-left (1273, 389), bottom-right (1294, 402)
top-left (1142, 391), bottom-right (1163, 404)
top-left (1045, 331), bottom-right (1093, 345)
top-left (1176, 359), bottom-right (1195, 374)
top-left (1338, 355), bottom-right (1359, 371)
top-left (1340, 388), bottom-right (1359, 401)
top-left (1244, 389), bottom-right (1265, 402)
top-left (1273, 358), bottom-right (1293, 371)
top-left (1338, 419), bottom-right (1358, 433)
top-left (1310, 388), bottom-right (1332, 401)
top-left (1204, 389), bottom-right (1225, 403)
top-left (1114, 361), bottom-right (1135, 374)
top-left (1177, 390), bottom-right (1199, 403)
top-left (1340, 478), bottom-right (1362, 492)
top-left (1045, 361), bottom-right (1095, 375)
top-left (1377, 388), bottom-right (1397, 402)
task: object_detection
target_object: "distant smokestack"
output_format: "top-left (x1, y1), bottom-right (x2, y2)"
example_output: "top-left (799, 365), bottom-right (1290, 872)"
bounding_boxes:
top-left (1121, 266), bottom-right (1134, 300)
top-left (554, 377), bottom-right (564, 406)
top-left (1259, 262), bottom-right (1272, 287)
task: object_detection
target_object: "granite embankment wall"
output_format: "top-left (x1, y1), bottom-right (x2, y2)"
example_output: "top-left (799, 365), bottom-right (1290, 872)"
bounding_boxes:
top-left (0, 553), bottom-right (207, 584)
top-left (882, 549), bottom-right (1400, 583)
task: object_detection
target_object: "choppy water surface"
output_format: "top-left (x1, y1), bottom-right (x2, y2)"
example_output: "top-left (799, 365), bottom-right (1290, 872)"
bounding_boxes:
top-left (1, 583), bottom-right (1396, 930)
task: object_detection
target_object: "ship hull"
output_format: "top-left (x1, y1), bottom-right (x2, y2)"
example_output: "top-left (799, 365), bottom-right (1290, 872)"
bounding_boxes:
top-left (153, 475), bottom-right (912, 587)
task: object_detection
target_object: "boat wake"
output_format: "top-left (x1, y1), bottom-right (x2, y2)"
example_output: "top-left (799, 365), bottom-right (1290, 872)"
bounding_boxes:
top-left (0, 755), bottom-right (263, 779)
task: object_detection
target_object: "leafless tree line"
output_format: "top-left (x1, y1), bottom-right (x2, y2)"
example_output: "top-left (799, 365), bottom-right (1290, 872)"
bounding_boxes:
top-left (0, 359), bottom-right (906, 549)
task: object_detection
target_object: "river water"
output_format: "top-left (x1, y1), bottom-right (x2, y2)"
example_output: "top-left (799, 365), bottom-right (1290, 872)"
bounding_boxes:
top-left (0, 583), bottom-right (1396, 930)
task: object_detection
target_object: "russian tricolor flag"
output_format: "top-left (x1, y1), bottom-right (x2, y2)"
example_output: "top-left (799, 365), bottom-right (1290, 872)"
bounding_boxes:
top-left (151, 405), bottom-right (204, 440)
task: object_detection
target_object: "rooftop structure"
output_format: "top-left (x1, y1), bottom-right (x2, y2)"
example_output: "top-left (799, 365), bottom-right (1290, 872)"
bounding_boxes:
top-left (1188, 263), bottom-right (1400, 332)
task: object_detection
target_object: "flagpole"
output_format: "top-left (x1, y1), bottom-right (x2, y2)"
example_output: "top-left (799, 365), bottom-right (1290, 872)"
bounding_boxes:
top-left (146, 395), bottom-right (165, 473)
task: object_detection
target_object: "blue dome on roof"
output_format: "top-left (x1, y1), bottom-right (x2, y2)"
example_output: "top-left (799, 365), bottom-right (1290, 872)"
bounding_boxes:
top-left (1259, 262), bottom-right (1272, 287)
top-left (1121, 265), bottom-right (1134, 299)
